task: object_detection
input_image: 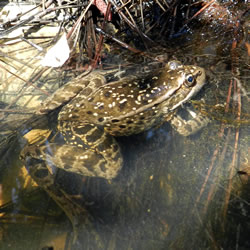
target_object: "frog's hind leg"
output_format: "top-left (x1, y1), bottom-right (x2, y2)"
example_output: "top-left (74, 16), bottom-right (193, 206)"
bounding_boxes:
top-left (41, 141), bottom-right (122, 180)
top-left (22, 139), bottom-right (122, 180)
top-left (21, 125), bottom-right (122, 180)
top-left (55, 121), bottom-right (123, 179)
top-left (39, 72), bottom-right (106, 114)
top-left (22, 145), bottom-right (92, 242)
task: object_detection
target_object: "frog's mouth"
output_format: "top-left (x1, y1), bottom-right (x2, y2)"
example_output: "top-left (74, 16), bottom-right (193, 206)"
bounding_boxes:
top-left (170, 80), bottom-right (205, 111)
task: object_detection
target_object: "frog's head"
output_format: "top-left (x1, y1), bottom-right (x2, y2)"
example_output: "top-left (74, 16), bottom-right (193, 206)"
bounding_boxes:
top-left (115, 60), bottom-right (206, 116)
top-left (80, 60), bottom-right (206, 124)
top-left (159, 60), bottom-right (206, 112)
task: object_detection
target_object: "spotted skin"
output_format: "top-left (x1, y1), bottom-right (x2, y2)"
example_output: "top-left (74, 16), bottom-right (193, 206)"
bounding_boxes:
top-left (21, 61), bottom-right (206, 179)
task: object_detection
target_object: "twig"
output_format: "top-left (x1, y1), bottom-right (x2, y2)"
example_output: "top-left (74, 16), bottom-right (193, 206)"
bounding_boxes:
top-left (177, 0), bottom-right (216, 34)
top-left (0, 64), bottom-right (49, 96)
top-left (0, 66), bottom-right (50, 120)
top-left (0, 0), bottom-right (54, 38)
top-left (222, 21), bottom-right (242, 222)
top-left (67, 0), bottom-right (94, 44)
top-left (109, 0), bottom-right (154, 44)
top-left (92, 2), bottom-right (112, 68)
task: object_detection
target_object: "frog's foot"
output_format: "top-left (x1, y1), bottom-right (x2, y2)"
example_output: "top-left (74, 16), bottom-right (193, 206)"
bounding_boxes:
top-left (170, 108), bottom-right (210, 136)
top-left (21, 145), bottom-right (55, 188)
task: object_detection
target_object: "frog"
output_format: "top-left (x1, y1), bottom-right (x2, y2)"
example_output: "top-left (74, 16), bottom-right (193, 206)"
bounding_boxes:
top-left (20, 60), bottom-right (206, 181)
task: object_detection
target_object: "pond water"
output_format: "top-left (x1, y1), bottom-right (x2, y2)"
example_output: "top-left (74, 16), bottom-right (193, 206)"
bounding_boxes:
top-left (0, 4), bottom-right (249, 250)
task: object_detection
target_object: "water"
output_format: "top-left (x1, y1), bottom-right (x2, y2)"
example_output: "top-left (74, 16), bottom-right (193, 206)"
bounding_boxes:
top-left (1, 108), bottom-right (249, 249)
top-left (0, 7), bottom-right (249, 250)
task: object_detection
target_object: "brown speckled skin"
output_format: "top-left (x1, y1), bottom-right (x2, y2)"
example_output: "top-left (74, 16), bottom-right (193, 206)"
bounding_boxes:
top-left (23, 61), bottom-right (206, 179)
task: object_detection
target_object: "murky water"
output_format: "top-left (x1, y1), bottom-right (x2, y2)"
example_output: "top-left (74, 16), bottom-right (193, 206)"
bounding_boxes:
top-left (0, 7), bottom-right (249, 250)
top-left (1, 116), bottom-right (250, 249)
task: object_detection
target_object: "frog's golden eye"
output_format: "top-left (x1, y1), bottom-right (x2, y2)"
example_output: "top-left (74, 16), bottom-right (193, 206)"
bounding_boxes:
top-left (184, 74), bottom-right (195, 87)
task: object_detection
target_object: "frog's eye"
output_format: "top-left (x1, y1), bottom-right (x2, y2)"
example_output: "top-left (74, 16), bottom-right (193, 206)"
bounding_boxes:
top-left (184, 74), bottom-right (195, 87)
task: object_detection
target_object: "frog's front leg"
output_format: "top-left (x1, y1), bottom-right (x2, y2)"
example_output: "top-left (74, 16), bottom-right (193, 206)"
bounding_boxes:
top-left (170, 108), bottom-right (210, 136)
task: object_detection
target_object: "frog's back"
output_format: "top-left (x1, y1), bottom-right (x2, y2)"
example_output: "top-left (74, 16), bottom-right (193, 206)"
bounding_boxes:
top-left (58, 69), bottom-right (165, 134)
top-left (58, 61), bottom-right (205, 136)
